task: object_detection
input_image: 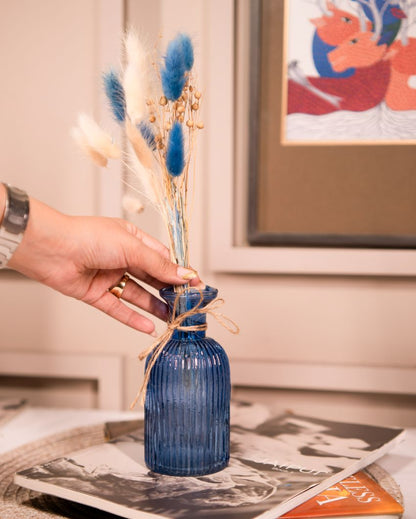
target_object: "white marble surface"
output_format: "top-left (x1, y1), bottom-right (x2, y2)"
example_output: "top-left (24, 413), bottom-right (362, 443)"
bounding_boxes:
top-left (0, 407), bottom-right (414, 517)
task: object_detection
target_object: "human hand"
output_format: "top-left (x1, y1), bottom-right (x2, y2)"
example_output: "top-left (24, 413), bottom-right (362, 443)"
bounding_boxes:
top-left (7, 197), bottom-right (201, 335)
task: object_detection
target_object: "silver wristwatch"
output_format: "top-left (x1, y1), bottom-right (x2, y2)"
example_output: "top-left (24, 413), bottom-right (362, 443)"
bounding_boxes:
top-left (0, 184), bottom-right (30, 268)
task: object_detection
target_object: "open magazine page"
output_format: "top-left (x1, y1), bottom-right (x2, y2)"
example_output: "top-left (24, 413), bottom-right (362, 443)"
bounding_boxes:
top-left (15, 402), bottom-right (405, 519)
top-left (0, 398), bottom-right (26, 429)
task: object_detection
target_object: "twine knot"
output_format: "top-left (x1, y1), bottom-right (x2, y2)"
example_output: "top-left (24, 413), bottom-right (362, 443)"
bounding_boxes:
top-left (130, 289), bottom-right (239, 408)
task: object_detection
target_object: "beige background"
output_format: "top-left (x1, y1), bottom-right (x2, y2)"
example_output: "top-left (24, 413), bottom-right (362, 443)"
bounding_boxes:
top-left (0, 0), bottom-right (415, 425)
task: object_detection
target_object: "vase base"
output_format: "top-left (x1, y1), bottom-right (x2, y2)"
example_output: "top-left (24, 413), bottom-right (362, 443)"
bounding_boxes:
top-left (146, 459), bottom-right (229, 477)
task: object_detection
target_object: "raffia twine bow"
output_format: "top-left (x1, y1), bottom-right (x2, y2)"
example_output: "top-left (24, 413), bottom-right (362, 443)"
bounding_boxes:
top-left (130, 289), bottom-right (240, 408)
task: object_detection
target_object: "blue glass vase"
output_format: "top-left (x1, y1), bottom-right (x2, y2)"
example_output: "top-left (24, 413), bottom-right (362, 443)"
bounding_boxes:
top-left (144, 285), bottom-right (231, 476)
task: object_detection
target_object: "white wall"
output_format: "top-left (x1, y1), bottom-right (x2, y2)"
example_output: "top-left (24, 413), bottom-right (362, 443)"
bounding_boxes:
top-left (0, 0), bottom-right (98, 214)
top-left (0, 0), bottom-right (415, 423)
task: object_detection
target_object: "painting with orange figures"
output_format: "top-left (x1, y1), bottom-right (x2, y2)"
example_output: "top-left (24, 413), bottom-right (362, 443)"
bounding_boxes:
top-left (284, 0), bottom-right (416, 143)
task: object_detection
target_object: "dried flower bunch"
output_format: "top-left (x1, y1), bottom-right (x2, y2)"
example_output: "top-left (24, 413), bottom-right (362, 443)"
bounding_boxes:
top-left (72, 30), bottom-right (203, 268)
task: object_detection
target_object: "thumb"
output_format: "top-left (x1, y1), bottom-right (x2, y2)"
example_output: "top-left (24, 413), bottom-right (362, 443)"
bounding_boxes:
top-left (123, 234), bottom-right (198, 287)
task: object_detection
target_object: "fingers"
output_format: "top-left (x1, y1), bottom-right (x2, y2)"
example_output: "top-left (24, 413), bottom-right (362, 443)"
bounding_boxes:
top-left (134, 267), bottom-right (202, 291)
top-left (116, 220), bottom-right (201, 289)
top-left (112, 219), bottom-right (204, 290)
top-left (122, 276), bottom-right (169, 321)
top-left (190, 276), bottom-right (205, 289)
top-left (134, 229), bottom-right (170, 260)
top-left (117, 220), bottom-right (170, 260)
top-left (82, 270), bottom-right (169, 334)
top-left (93, 291), bottom-right (158, 335)
top-left (125, 240), bottom-right (198, 288)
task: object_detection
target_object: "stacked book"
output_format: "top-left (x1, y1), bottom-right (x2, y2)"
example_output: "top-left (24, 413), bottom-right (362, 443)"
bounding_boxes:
top-left (280, 469), bottom-right (403, 518)
top-left (14, 402), bottom-right (405, 519)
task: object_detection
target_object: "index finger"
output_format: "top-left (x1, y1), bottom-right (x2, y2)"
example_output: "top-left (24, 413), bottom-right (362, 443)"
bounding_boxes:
top-left (116, 219), bottom-right (171, 260)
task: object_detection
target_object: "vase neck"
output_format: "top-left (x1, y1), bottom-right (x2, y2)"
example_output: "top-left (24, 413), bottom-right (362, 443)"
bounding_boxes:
top-left (160, 286), bottom-right (218, 340)
top-left (173, 311), bottom-right (207, 340)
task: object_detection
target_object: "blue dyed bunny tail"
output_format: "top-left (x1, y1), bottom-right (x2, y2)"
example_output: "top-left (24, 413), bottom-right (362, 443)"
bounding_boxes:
top-left (161, 33), bottom-right (194, 101)
top-left (178, 33), bottom-right (194, 71)
top-left (166, 122), bottom-right (185, 177)
top-left (138, 122), bottom-right (156, 150)
top-left (161, 51), bottom-right (186, 101)
top-left (103, 70), bottom-right (125, 123)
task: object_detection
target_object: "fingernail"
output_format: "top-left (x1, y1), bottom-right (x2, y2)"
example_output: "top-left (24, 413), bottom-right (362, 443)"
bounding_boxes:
top-left (150, 330), bottom-right (158, 338)
top-left (195, 281), bottom-right (206, 290)
top-left (177, 267), bottom-right (197, 280)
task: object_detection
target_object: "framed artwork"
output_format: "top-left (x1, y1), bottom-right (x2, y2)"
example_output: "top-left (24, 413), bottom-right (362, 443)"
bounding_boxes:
top-left (284, 0), bottom-right (416, 143)
top-left (248, 0), bottom-right (416, 248)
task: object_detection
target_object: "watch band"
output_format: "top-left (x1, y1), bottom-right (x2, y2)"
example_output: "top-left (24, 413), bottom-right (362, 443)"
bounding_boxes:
top-left (0, 184), bottom-right (30, 268)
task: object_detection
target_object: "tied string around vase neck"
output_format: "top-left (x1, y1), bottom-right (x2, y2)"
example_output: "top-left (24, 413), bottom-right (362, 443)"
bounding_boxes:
top-left (130, 288), bottom-right (240, 408)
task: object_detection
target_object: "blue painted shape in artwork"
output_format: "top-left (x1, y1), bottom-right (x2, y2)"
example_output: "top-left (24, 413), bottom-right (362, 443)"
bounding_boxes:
top-left (312, 32), bottom-right (355, 78)
top-left (354, 0), bottom-right (402, 26)
top-left (377, 22), bottom-right (402, 46)
top-left (351, 0), bottom-right (403, 46)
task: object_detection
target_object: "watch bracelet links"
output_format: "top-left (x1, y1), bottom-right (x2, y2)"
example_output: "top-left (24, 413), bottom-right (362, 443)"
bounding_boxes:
top-left (0, 183), bottom-right (30, 268)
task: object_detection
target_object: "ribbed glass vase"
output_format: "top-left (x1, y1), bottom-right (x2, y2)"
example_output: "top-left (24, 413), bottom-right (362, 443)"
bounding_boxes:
top-left (144, 285), bottom-right (231, 476)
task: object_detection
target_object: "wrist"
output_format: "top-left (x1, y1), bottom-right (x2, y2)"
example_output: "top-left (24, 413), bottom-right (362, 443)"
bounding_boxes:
top-left (7, 196), bottom-right (71, 281)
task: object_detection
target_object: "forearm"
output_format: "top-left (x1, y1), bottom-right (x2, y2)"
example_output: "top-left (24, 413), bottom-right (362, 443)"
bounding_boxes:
top-left (0, 182), bottom-right (71, 278)
top-left (7, 196), bottom-right (71, 283)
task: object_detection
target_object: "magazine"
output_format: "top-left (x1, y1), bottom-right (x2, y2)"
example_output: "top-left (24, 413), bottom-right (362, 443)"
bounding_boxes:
top-left (281, 469), bottom-right (403, 518)
top-left (0, 397), bottom-right (26, 428)
top-left (14, 402), bottom-right (405, 519)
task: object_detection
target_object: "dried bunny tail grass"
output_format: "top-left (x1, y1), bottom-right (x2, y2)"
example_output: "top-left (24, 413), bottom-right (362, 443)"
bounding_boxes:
top-left (77, 113), bottom-right (121, 159)
top-left (166, 121), bottom-right (185, 177)
top-left (125, 143), bottom-right (163, 209)
top-left (124, 152), bottom-right (172, 250)
top-left (125, 118), bottom-right (154, 169)
top-left (122, 194), bottom-right (144, 214)
top-left (71, 127), bottom-right (108, 167)
top-left (103, 70), bottom-right (126, 123)
top-left (123, 29), bottom-right (151, 124)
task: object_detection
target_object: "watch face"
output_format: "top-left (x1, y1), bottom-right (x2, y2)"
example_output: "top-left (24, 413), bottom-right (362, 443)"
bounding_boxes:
top-left (3, 185), bottom-right (29, 235)
top-left (0, 185), bottom-right (29, 267)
